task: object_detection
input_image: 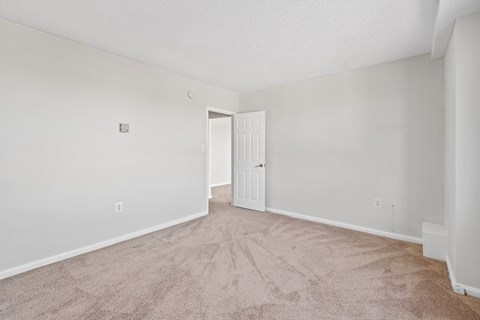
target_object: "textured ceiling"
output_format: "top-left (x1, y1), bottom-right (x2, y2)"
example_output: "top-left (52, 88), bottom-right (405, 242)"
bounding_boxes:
top-left (0, 0), bottom-right (439, 92)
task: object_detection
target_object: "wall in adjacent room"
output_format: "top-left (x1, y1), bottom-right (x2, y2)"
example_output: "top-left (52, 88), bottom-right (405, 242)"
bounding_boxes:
top-left (0, 18), bottom-right (238, 273)
top-left (209, 117), bottom-right (231, 188)
top-left (239, 54), bottom-right (445, 239)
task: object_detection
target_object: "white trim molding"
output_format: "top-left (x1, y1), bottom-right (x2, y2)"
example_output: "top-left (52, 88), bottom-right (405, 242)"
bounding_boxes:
top-left (207, 107), bottom-right (235, 116)
top-left (446, 255), bottom-right (480, 298)
top-left (211, 182), bottom-right (231, 188)
top-left (266, 207), bottom-right (423, 244)
top-left (422, 222), bottom-right (448, 261)
top-left (0, 211), bottom-right (208, 280)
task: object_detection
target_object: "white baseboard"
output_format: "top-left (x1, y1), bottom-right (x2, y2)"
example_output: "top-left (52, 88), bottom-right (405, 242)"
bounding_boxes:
top-left (266, 207), bottom-right (423, 244)
top-left (210, 182), bottom-right (231, 188)
top-left (446, 255), bottom-right (480, 298)
top-left (0, 211), bottom-right (208, 280)
top-left (422, 222), bottom-right (447, 261)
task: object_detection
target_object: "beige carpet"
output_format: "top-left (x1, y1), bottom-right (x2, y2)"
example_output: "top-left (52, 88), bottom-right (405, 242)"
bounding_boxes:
top-left (1, 185), bottom-right (479, 320)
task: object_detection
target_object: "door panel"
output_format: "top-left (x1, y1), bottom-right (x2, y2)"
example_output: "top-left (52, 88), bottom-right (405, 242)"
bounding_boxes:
top-left (233, 111), bottom-right (265, 212)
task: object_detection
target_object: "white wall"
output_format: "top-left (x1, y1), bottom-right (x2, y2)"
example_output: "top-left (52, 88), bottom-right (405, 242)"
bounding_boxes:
top-left (239, 54), bottom-right (445, 238)
top-left (0, 18), bottom-right (238, 273)
top-left (444, 23), bottom-right (457, 274)
top-left (209, 117), bottom-right (231, 187)
top-left (444, 13), bottom-right (480, 291)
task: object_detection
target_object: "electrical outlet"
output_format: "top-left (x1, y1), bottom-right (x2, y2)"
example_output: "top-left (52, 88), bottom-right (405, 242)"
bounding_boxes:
top-left (391, 201), bottom-right (397, 210)
top-left (374, 197), bottom-right (382, 208)
top-left (115, 201), bottom-right (123, 213)
top-left (201, 144), bottom-right (206, 153)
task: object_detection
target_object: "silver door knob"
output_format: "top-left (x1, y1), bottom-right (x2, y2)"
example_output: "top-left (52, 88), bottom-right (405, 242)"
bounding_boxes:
top-left (255, 164), bottom-right (264, 168)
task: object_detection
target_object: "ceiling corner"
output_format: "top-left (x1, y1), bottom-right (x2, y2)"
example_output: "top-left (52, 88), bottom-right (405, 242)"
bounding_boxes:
top-left (431, 0), bottom-right (480, 59)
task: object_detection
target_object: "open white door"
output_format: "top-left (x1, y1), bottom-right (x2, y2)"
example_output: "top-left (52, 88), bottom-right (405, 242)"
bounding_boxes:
top-left (233, 111), bottom-right (266, 212)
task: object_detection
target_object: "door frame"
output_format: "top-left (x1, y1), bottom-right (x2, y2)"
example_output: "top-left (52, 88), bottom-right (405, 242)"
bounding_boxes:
top-left (206, 107), bottom-right (235, 214)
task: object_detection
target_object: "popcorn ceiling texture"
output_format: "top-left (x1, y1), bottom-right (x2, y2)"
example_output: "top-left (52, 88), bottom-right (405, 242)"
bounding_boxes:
top-left (0, 0), bottom-right (438, 92)
top-left (1, 185), bottom-right (479, 319)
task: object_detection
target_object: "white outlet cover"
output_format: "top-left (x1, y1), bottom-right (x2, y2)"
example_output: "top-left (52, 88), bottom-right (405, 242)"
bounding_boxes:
top-left (374, 198), bottom-right (382, 208)
top-left (115, 201), bottom-right (123, 213)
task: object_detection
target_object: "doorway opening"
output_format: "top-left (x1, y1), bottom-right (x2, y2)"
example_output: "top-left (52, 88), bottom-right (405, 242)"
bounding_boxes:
top-left (207, 108), bottom-right (234, 213)
top-left (206, 108), bottom-right (266, 214)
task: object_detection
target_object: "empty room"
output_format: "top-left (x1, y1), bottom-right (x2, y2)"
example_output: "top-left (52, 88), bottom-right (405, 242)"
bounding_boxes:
top-left (1, 0), bottom-right (480, 319)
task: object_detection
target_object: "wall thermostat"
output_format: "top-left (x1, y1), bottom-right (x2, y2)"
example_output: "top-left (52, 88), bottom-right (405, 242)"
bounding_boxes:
top-left (119, 123), bottom-right (129, 133)
top-left (187, 90), bottom-right (196, 99)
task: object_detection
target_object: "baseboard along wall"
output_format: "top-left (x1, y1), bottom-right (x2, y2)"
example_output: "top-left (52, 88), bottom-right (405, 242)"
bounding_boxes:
top-left (266, 207), bottom-right (423, 244)
top-left (267, 206), bottom-right (480, 299)
top-left (210, 182), bottom-right (231, 188)
top-left (0, 211), bottom-right (208, 280)
top-left (445, 255), bottom-right (480, 299)
top-left (4, 206), bottom-right (479, 299)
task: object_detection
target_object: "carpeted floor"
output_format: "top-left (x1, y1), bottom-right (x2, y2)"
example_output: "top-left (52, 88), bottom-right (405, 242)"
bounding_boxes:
top-left (1, 185), bottom-right (479, 319)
